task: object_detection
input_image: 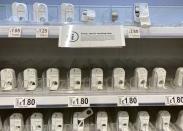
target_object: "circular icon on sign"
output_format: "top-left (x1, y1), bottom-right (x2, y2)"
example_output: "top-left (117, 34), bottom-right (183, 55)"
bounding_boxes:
top-left (70, 31), bottom-right (79, 42)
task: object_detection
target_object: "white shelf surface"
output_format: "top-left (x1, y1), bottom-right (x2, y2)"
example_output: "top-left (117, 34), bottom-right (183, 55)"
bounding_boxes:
top-left (0, 25), bottom-right (183, 38)
top-left (0, 92), bottom-right (182, 108)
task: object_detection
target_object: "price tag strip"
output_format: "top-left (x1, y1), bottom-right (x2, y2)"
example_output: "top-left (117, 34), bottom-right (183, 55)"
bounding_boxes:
top-left (118, 95), bottom-right (139, 106)
top-left (128, 27), bottom-right (140, 38)
top-left (36, 27), bottom-right (49, 38)
top-left (8, 27), bottom-right (22, 37)
top-left (165, 95), bottom-right (183, 106)
top-left (14, 97), bottom-right (37, 108)
top-left (0, 94), bottom-right (182, 108)
top-left (68, 96), bottom-right (90, 107)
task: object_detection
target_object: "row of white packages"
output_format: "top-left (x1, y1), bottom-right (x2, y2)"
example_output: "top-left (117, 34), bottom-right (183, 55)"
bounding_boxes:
top-left (0, 67), bottom-right (183, 91)
top-left (11, 2), bottom-right (151, 27)
top-left (11, 2), bottom-right (75, 23)
top-left (12, 2), bottom-right (103, 23)
top-left (12, 2), bottom-right (48, 23)
top-left (1, 109), bottom-right (183, 131)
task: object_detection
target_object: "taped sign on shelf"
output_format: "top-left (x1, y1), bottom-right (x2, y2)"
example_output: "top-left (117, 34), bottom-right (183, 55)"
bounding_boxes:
top-left (8, 27), bottom-right (22, 37)
top-left (36, 27), bottom-right (49, 38)
top-left (128, 27), bottom-right (140, 38)
top-left (68, 96), bottom-right (90, 107)
top-left (14, 97), bottom-right (37, 108)
top-left (118, 95), bottom-right (139, 106)
top-left (58, 25), bottom-right (125, 47)
top-left (165, 95), bottom-right (183, 105)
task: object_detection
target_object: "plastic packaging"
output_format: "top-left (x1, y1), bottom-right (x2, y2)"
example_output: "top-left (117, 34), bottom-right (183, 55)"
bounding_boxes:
top-left (91, 68), bottom-right (103, 90)
top-left (61, 3), bottom-right (74, 23)
top-left (43, 68), bottom-right (60, 91)
top-left (81, 9), bottom-right (96, 22)
top-left (175, 110), bottom-right (183, 131)
top-left (151, 68), bottom-right (166, 89)
top-left (96, 111), bottom-right (108, 131)
top-left (12, 2), bottom-right (28, 22)
top-left (113, 68), bottom-right (125, 89)
top-left (174, 67), bottom-right (183, 88)
top-left (117, 111), bottom-right (131, 131)
top-left (27, 113), bottom-right (44, 131)
top-left (133, 68), bottom-right (148, 89)
top-left (48, 112), bottom-right (63, 131)
top-left (134, 111), bottom-right (155, 131)
top-left (33, 3), bottom-right (48, 23)
top-left (23, 68), bottom-right (38, 91)
top-left (134, 3), bottom-right (151, 27)
top-left (4, 113), bottom-right (24, 131)
top-left (155, 111), bottom-right (177, 131)
top-left (68, 68), bottom-right (81, 90)
top-left (0, 68), bottom-right (16, 91)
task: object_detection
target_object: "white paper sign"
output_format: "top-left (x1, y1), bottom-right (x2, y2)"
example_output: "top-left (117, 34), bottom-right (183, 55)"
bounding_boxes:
top-left (128, 27), bottom-right (140, 38)
top-left (118, 96), bottom-right (139, 106)
top-left (165, 95), bottom-right (183, 105)
top-left (59, 25), bottom-right (125, 47)
top-left (14, 97), bottom-right (37, 108)
top-left (68, 96), bottom-right (90, 107)
top-left (8, 27), bottom-right (22, 37)
top-left (36, 27), bottom-right (48, 38)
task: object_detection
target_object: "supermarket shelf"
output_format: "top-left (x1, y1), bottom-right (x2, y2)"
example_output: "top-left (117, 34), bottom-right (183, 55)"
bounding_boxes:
top-left (0, 25), bottom-right (183, 38)
top-left (138, 27), bottom-right (183, 38)
top-left (0, 92), bottom-right (182, 108)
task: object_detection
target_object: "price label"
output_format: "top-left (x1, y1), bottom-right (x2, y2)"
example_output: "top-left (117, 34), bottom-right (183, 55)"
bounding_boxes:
top-left (14, 97), bottom-right (37, 108)
top-left (68, 96), bottom-right (90, 107)
top-left (165, 96), bottom-right (183, 105)
top-left (128, 27), bottom-right (140, 38)
top-left (118, 96), bottom-right (139, 106)
top-left (36, 27), bottom-right (49, 38)
top-left (8, 27), bottom-right (22, 37)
